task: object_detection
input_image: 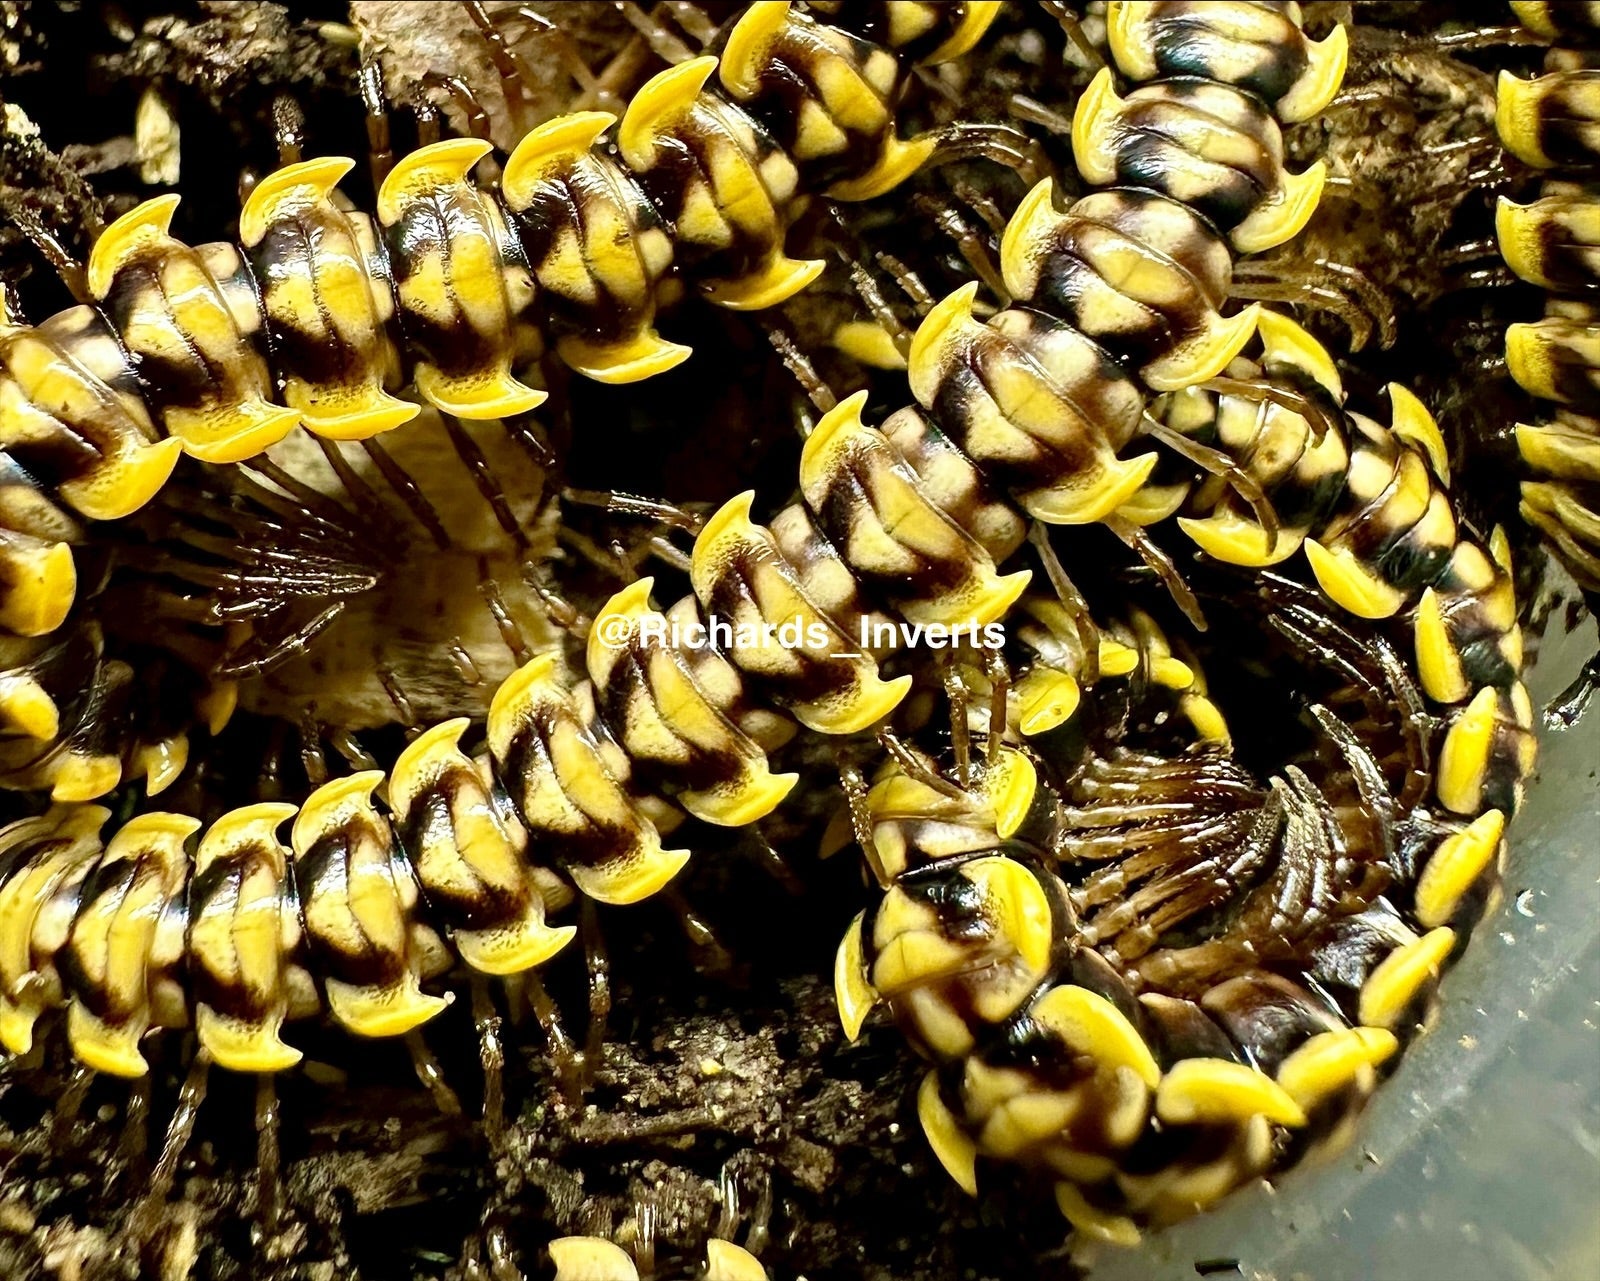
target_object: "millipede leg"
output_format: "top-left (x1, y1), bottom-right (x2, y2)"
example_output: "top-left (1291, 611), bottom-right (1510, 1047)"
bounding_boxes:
top-left (580, 897), bottom-right (610, 1093)
top-left (414, 92), bottom-right (443, 148)
top-left (1028, 522), bottom-right (1102, 684)
top-left (645, 534), bottom-right (693, 572)
top-left (1008, 93), bottom-right (1076, 139)
top-left (255, 1073), bottom-right (282, 1236)
top-left (661, 884), bottom-right (735, 977)
top-left (299, 715), bottom-right (328, 786)
top-left (560, 487), bottom-right (703, 533)
top-left (272, 93), bottom-right (305, 166)
top-left (328, 728), bottom-right (380, 773)
top-left (746, 832), bottom-right (807, 896)
top-left (911, 191), bottom-right (1009, 304)
top-left (521, 968), bottom-right (583, 1106)
top-left (837, 247), bottom-right (915, 356)
top-left (425, 73), bottom-right (494, 143)
top-left (109, 1074), bottom-right (151, 1197)
top-left (1407, 23), bottom-right (1547, 53)
top-left (463, 0), bottom-right (608, 124)
top-left (763, 319), bottom-right (838, 417)
top-left (618, 0), bottom-right (698, 64)
top-left (217, 602), bottom-right (350, 681)
top-left (1041, 0), bottom-right (1108, 68)
top-left (875, 250), bottom-right (937, 315)
top-left (983, 645), bottom-right (1010, 762)
top-left (470, 976), bottom-right (506, 1148)
top-left (1145, 417), bottom-right (1281, 543)
top-left (578, 25), bottom-right (654, 114)
top-left (362, 438), bottom-right (452, 551)
top-left (1197, 375), bottom-right (1342, 444)
top-left (130, 1050), bottom-right (212, 1243)
top-left (1228, 261), bottom-right (1398, 353)
top-left (875, 727), bottom-right (966, 801)
top-left (520, 564), bottom-right (588, 635)
top-left (941, 656), bottom-right (973, 787)
top-left (440, 414), bottom-right (532, 549)
top-left (406, 1029), bottom-right (465, 1119)
top-left (360, 56), bottom-right (394, 189)
top-left (926, 121), bottom-right (1051, 186)
top-left (479, 568), bottom-right (534, 666)
top-left (1547, 651), bottom-right (1600, 729)
top-left (556, 524), bottom-right (638, 584)
top-left (50, 1064), bottom-right (95, 1149)
top-left (314, 434), bottom-right (395, 531)
top-left (1106, 515), bottom-right (1208, 632)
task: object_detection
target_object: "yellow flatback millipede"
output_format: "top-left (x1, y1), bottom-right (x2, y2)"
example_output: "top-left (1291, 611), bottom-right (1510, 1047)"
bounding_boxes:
top-left (835, 542), bottom-right (1528, 1243)
top-left (0, 0), bottom-right (1020, 804)
top-left (0, 0), bottom-right (1001, 639)
top-left (1494, 0), bottom-right (1600, 710)
top-left (0, 0), bottom-right (1347, 1135)
top-left (0, 0), bottom-right (1539, 1258)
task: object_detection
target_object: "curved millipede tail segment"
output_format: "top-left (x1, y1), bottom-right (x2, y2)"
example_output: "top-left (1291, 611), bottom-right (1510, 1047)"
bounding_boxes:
top-left (1159, 315), bottom-right (1537, 819)
top-left (1496, 1), bottom-right (1600, 713)
top-left (833, 554), bottom-right (1531, 1244)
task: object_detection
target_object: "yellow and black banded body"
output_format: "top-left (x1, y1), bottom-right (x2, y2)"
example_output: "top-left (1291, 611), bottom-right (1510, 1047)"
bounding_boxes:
top-left (0, 0), bottom-right (1006, 817)
top-left (0, 371), bottom-right (1293, 1082)
top-left (1496, 2), bottom-right (1600, 593)
top-left (0, 0), bottom-right (1350, 1083)
top-left (1153, 316), bottom-right (1537, 820)
top-left (570, 0), bottom-right (1351, 817)
top-left (0, 709), bottom-right (578, 1076)
top-left (905, 0), bottom-right (1345, 527)
top-left (0, 0), bottom-right (999, 642)
top-left (832, 583), bottom-right (1523, 1242)
top-left (0, 18), bottom-right (1537, 1244)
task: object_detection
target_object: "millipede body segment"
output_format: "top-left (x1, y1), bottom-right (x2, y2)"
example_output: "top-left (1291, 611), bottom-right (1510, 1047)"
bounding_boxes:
top-left (1496, 2), bottom-right (1600, 599)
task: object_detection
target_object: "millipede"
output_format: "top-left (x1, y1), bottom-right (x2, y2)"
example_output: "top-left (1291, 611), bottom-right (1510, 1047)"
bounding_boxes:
top-left (0, 2), bottom-right (1576, 1278)
top-left (1494, 0), bottom-right (1600, 713)
top-left (0, 0), bottom-right (1028, 803)
top-left (834, 635), bottom-right (1438, 1242)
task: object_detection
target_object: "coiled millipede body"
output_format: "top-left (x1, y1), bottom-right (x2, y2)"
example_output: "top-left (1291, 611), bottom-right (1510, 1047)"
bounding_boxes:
top-left (1494, 2), bottom-right (1600, 706)
top-left (0, 0), bottom-right (999, 642)
top-left (832, 519), bottom-right (1533, 1242)
top-left (1158, 318), bottom-right (1538, 820)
